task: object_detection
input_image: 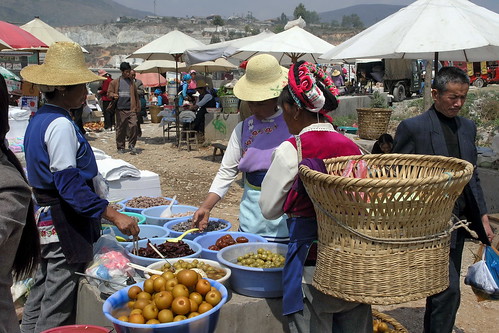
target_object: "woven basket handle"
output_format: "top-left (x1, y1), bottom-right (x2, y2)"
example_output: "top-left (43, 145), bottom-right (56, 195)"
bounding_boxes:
top-left (311, 197), bottom-right (477, 245)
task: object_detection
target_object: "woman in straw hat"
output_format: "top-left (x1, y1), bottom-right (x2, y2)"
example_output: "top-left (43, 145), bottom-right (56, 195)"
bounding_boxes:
top-left (193, 54), bottom-right (291, 243)
top-left (0, 75), bottom-right (40, 333)
top-left (19, 41), bottom-right (139, 332)
top-left (260, 61), bottom-right (372, 332)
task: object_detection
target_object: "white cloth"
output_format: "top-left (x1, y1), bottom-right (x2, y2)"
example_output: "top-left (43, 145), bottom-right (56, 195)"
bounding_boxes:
top-left (91, 147), bottom-right (111, 160)
top-left (96, 158), bottom-right (141, 181)
top-left (260, 122), bottom-right (336, 220)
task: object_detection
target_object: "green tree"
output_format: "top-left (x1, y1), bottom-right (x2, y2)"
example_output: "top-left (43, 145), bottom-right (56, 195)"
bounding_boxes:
top-left (331, 20), bottom-right (340, 28)
top-left (341, 15), bottom-right (352, 28)
top-left (210, 34), bottom-right (221, 44)
top-left (212, 15), bottom-right (225, 32)
top-left (279, 12), bottom-right (288, 25)
top-left (293, 3), bottom-right (320, 24)
top-left (350, 14), bottom-right (364, 29)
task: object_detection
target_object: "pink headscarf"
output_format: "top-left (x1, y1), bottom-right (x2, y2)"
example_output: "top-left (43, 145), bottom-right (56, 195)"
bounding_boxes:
top-left (288, 61), bottom-right (339, 121)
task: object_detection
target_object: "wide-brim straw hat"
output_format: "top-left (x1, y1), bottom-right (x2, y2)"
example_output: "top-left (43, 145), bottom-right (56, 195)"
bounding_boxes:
top-left (332, 69), bottom-right (341, 77)
top-left (21, 41), bottom-right (104, 86)
top-left (234, 54), bottom-right (288, 102)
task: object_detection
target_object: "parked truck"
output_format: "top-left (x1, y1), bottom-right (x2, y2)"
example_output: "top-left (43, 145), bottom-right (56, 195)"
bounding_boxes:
top-left (356, 59), bottom-right (424, 102)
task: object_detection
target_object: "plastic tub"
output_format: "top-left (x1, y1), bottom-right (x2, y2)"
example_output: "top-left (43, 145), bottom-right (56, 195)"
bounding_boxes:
top-left (40, 325), bottom-right (109, 333)
top-left (125, 237), bottom-right (202, 267)
top-left (146, 258), bottom-right (231, 285)
top-left (103, 279), bottom-right (227, 333)
top-left (101, 211), bottom-right (145, 229)
top-left (194, 231), bottom-right (268, 262)
top-left (142, 205), bottom-right (198, 226)
top-left (217, 243), bottom-right (288, 298)
top-left (121, 196), bottom-right (179, 214)
top-left (102, 225), bottom-right (169, 248)
top-left (163, 217), bottom-right (232, 241)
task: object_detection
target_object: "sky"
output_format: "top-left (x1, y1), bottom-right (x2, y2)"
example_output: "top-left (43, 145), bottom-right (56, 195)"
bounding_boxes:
top-left (115, 0), bottom-right (499, 20)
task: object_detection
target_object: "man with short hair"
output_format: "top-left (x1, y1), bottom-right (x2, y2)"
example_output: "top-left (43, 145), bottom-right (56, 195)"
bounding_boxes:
top-left (393, 66), bottom-right (494, 333)
top-left (107, 62), bottom-right (140, 154)
top-left (97, 69), bottom-right (114, 130)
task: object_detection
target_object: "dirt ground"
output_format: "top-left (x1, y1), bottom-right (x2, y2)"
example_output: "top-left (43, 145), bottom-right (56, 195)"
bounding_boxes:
top-left (87, 120), bottom-right (499, 333)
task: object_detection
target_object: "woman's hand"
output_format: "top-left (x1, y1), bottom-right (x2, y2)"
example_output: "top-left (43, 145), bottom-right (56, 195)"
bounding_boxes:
top-left (103, 206), bottom-right (140, 237)
top-left (191, 193), bottom-right (221, 231)
top-left (192, 207), bottom-right (211, 231)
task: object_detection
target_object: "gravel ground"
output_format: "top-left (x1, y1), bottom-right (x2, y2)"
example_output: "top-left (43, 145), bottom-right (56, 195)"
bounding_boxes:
top-left (88, 118), bottom-right (499, 333)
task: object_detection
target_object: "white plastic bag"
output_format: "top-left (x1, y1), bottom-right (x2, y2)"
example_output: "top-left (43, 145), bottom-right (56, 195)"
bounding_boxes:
top-left (465, 254), bottom-right (499, 295)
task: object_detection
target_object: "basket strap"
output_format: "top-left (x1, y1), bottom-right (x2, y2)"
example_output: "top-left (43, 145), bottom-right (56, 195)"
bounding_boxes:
top-left (310, 197), bottom-right (475, 244)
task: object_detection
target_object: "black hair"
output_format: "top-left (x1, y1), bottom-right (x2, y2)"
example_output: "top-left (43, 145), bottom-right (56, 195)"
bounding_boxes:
top-left (120, 62), bottom-right (132, 72)
top-left (0, 75), bottom-right (41, 280)
top-left (432, 66), bottom-right (470, 92)
top-left (371, 133), bottom-right (394, 154)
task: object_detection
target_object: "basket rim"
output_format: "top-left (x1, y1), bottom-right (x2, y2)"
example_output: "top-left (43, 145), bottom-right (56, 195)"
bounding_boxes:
top-left (298, 153), bottom-right (474, 188)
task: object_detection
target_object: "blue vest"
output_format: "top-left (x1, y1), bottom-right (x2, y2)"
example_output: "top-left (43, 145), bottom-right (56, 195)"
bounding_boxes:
top-left (24, 104), bottom-right (98, 190)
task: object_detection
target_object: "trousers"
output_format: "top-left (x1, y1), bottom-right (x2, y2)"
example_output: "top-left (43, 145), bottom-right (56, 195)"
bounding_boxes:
top-left (288, 282), bottom-right (372, 333)
top-left (115, 109), bottom-right (138, 149)
top-left (423, 228), bottom-right (466, 333)
top-left (20, 243), bottom-right (85, 333)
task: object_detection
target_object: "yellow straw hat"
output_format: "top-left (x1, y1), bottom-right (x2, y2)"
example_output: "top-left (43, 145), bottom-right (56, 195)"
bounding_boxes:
top-left (233, 54), bottom-right (288, 102)
top-left (21, 41), bottom-right (104, 86)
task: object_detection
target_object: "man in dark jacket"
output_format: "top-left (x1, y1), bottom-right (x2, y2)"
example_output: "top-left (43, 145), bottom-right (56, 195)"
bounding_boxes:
top-left (393, 66), bottom-right (494, 333)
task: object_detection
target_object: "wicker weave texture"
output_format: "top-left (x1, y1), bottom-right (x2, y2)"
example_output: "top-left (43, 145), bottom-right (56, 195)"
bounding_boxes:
top-left (372, 309), bottom-right (408, 333)
top-left (219, 95), bottom-right (239, 114)
top-left (298, 154), bottom-right (474, 305)
top-left (356, 108), bottom-right (392, 140)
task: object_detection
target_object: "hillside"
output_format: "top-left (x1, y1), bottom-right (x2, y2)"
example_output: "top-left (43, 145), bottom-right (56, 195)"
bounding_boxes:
top-left (319, 4), bottom-right (404, 27)
top-left (0, 0), bottom-right (152, 26)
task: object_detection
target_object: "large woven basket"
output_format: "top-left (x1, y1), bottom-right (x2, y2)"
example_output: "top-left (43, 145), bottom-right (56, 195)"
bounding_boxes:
top-left (298, 154), bottom-right (473, 305)
top-left (356, 108), bottom-right (392, 140)
top-left (219, 95), bottom-right (239, 114)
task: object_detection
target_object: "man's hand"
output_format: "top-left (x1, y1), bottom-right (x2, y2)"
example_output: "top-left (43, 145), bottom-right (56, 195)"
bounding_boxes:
top-left (482, 214), bottom-right (495, 243)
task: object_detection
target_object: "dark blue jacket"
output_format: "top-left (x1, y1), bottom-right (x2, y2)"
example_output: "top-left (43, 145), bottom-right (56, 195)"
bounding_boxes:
top-left (393, 106), bottom-right (489, 244)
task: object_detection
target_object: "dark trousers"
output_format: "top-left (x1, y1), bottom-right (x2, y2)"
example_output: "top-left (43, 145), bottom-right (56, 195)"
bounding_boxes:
top-left (424, 228), bottom-right (466, 333)
top-left (115, 109), bottom-right (138, 149)
top-left (193, 109), bottom-right (207, 133)
top-left (102, 100), bottom-right (114, 129)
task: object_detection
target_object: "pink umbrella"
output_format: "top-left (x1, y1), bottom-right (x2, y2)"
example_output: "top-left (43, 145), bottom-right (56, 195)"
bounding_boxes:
top-left (134, 72), bottom-right (167, 87)
top-left (0, 20), bottom-right (48, 49)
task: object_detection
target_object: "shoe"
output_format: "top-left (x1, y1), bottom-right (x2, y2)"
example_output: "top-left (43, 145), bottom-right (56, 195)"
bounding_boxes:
top-left (117, 148), bottom-right (126, 154)
top-left (129, 145), bottom-right (137, 155)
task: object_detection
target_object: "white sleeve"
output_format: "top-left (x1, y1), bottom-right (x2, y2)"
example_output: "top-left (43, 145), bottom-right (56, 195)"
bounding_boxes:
top-left (208, 122), bottom-right (243, 198)
top-left (45, 117), bottom-right (80, 172)
top-left (260, 141), bottom-right (298, 220)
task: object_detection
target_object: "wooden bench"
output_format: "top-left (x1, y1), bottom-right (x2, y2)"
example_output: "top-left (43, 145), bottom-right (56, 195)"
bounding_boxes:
top-left (211, 143), bottom-right (227, 161)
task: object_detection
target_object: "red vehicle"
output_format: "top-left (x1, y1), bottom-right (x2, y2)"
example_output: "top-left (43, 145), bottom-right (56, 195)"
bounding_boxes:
top-left (445, 61), bottom-right (499, 87)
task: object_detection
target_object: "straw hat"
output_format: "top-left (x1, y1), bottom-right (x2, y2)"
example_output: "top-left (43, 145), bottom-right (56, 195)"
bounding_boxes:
top-left (21, 41), bottom-right (104, 86)
top-left (332, 69), bottom-right (341, 77)
top-left (196, 79), bottom-right (208, 88)
top-left (233, 54), bottom-right (288, 102)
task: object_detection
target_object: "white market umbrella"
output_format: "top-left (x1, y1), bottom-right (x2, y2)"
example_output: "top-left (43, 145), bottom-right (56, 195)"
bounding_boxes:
top-left (188, 58), bottom-right (237, 73)
top-left (129, 30), bottom-right (205, 94)
top-left (320, 0), bottom-right (499, 63)
top-left (134, 60), bottom-right (187, 74)
top-left (232, 26), bottom-right (335, 64)
top-left (184, 30), bottom-right (275, 64)
top-left (21, 17), bottom-right (88, 53)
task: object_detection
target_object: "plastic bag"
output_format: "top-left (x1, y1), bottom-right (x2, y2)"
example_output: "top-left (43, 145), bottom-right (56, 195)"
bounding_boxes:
top-left (465, 245), bottom-right (499, 301)
top-left (85, 233), bottom-right (137, 294)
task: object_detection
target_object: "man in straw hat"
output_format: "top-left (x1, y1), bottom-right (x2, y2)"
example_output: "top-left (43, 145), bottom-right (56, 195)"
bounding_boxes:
top-left (193, 54), bottom-right (291, 243)
top-left (107, 62), bottom-right (140, 154)
top-left (19, 41), bottom-right (139, 332)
